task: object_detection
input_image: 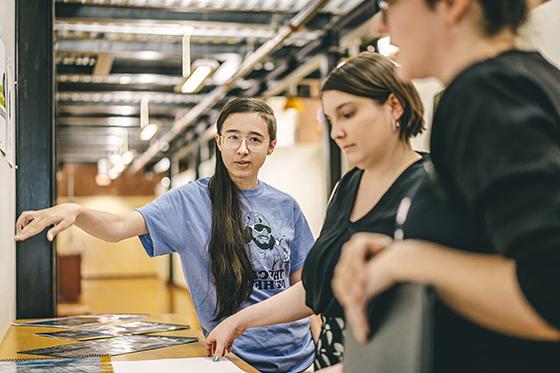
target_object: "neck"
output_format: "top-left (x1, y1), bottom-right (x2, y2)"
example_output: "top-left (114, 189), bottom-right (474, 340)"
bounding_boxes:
top-left (232, 176), bottom-right (259, 190)
top-left (436, 28), bottom-right (516, 85)
top-left (362, 141), bottom-right (421, 181)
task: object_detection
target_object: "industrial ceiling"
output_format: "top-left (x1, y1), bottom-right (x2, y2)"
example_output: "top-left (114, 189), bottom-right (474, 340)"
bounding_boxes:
top-left (55, 0), bottom-right (379, 175)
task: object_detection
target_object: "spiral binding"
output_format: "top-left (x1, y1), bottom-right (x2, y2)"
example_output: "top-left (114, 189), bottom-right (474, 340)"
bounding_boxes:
top-left (0, 355), bottom-right (111, 360)
top-left (13, 335), bottom-right (199, 359)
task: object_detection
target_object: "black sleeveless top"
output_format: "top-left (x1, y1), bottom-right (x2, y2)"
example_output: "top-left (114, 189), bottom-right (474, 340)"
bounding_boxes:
top-left (301, 158), bottom-right (427, 317)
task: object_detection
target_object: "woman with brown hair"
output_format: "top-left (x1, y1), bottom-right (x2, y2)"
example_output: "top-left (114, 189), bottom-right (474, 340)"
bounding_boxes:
top-left (205, 51), bottom-right (426, 370)
top-left (333, 1), bottom-right (560, 372)
top-left (14, 98), bottom-right (316, 373)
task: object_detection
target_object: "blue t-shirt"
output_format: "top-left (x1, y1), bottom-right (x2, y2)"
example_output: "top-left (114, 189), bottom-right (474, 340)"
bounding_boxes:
top-left (137, 178), bottom-right (315, 373)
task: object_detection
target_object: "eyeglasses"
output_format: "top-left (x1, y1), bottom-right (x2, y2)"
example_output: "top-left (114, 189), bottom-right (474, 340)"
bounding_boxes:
top-left (219, 134), bottom-right (270, 152)
top-left (250, 223), bottom-right (272, 234)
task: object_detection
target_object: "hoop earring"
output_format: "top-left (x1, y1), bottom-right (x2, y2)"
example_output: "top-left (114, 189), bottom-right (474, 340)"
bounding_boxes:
top-left (393, 118), bottom-right (400, 131)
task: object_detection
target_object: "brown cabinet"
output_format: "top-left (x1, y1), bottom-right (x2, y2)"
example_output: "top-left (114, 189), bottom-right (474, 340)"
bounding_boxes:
top-left (57, 254), bottom-right (82, 302)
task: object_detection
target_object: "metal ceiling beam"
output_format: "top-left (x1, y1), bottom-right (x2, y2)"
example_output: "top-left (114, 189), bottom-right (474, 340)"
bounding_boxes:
top-left (130, 0), bottom-right (330, 173)
top-left (56, 39), bottom-right (244, 58)
top-left (262, 54), bottom-right (323, 97)
top-left (55, 3), bottom-right (321, 25)
top-left (54, 19), bottom-right (321, 47)
top-left (58, 116), bottom-right (141, 127)
top-left (56, 91), bottom-right (202, 105)
top-left (57, 73), bottom-right (183, 85)
top-left (259, 0), bottom-right (378, 95)
top-left (54, 0), bottom-right (352, 18)
top-left (57, 104), bottom-right (183, 117)
top-left (166, 0), bottom-right (373, 164)
top-left (55, 19), bottom-right (277, 39)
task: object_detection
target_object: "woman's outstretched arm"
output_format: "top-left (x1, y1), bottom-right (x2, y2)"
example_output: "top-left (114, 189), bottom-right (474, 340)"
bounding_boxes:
top-left (15, 203), bottom-right (147, 243)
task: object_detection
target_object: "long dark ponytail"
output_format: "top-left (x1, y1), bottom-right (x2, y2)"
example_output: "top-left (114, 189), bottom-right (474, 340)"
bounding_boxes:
top-left (208, 97), bottom-right (277, 321)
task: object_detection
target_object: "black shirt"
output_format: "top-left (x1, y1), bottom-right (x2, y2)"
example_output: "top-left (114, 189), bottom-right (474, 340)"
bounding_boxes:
top-left (302, 158), bottom-right (426, 317)
top-left (404, 50), bottom-right (560, 373)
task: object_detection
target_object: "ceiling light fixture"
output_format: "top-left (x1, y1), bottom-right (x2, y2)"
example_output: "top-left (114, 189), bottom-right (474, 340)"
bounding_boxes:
top-left (377, 36), bottom-right (400, 57)
top-left (178, 59), bottom-right (218, 93)
top-left (140, 123), bottom-right (159, 141)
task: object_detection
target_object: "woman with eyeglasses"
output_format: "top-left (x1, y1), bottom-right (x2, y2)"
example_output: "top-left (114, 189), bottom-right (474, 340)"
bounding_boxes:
top-left (333, 1), bottom-right (560, 372)
top-left (14, 98), bottom-right (316, 373)
top-left (205, 52), bottom-right (427, 371)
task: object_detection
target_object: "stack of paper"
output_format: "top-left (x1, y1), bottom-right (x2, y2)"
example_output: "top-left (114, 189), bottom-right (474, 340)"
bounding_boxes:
top-left (112, 357), bottom-right (245, 373)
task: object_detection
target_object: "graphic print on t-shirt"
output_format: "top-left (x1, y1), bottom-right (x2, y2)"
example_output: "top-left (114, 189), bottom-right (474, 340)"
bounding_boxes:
top-left (243, 211), bottom-right (291, 291)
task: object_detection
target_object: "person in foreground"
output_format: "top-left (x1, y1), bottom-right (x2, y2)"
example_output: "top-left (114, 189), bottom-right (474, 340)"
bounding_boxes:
top-left (205, 51), bottom-right (426, 371)
top-left (14, 98), bottom-right (316, 373)
top-left (333, 1), bottom-right (560, 372)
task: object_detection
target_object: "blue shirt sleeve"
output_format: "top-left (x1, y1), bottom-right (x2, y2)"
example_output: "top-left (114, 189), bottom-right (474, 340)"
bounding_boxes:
top-left (137, 184), bottom-right (198, 257)
top-left (290, 202), bottom-right (315, 273)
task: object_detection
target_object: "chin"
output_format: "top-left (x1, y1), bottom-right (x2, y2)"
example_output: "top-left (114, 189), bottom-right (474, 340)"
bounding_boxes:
top-left (345, 154), bottom-right (365, 169)
top-left (231, 169), bottom-right (256, 180)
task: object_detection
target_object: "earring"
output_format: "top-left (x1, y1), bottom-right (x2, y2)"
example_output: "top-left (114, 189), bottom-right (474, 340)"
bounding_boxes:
top-left (392, 118), bottom-right (400, 131)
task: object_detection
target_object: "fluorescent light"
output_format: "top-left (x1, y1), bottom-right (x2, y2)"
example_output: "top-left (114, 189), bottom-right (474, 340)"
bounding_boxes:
top-left (140, 123), bottom-right (159, 141)
top-left (153, 157), bottom-right (171, 173)
top-left (97, 158), bottom-right (109, 175)
top-left (96, 158), bottom-right (111, 186)
top-left (161, 176), bottom-right (171, 188)
top-left (110, 153), bottom-right (122, 164)
top-left (377, 36), bottom-right (400, 57)
top-left (108, 168), bottom-right (120, 180)
top-left (180, 65), bottom-right (213, 93)
top-left (95, 174), bottom-right (111, 186)
top-left (140, 95), bottom-right (149, 128)
top-left (212, 55), bottom-right (241, 85)
top-left (122, 150), bottom-right (135, 165)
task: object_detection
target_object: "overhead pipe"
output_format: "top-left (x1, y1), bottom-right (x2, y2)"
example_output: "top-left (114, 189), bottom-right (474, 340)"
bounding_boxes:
top-left (130, 0), bottom-right (330, 173)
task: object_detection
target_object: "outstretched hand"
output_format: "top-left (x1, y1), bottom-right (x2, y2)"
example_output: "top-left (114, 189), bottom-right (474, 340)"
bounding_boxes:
top-left (14, 203), bottom-right (80, 242)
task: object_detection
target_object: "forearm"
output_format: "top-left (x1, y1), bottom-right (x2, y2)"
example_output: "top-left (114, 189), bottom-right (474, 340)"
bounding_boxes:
top-left (237, 281), bottom-right (314, 329)
top-left (390, 240), bottom-right (560, 340)
top-left (75, 206), bottom-right (146, 242)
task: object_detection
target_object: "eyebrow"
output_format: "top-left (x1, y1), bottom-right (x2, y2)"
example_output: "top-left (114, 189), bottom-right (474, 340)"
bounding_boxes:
top-left (223, 129), bottom-right (265, 137)
top-left (334, 101), bottom-right (356, 112)
top-left (324, 101), bottom-right (356, 120)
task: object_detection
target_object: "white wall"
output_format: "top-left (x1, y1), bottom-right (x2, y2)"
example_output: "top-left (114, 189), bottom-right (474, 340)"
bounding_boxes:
top-left (259, 143), bottom-right (328, 237)
top-left (517, 0), bottom-right (560, 68)
top-left (0, 0), bottom-right (16, 339)
top-left (410, 77), bottom-right (445, 153)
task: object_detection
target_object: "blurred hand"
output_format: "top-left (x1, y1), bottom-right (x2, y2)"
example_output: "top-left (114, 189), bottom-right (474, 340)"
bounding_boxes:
top-left (332, 233), bottom-right (395, 343)
top-left (205, 314), bottom-right (246, 359)
top-left (14, 203), bottom-right (81, 242)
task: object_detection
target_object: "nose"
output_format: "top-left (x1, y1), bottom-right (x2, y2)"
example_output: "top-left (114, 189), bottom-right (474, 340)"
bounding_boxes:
top-left (329, 120), bottom-right (345, 141)
top-left (236, 138), bottom-right (250, 154)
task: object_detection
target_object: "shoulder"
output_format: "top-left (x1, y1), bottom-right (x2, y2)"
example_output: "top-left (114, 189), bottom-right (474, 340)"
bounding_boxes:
top-left (258, 180), bottom-right (293, 200)
top-left (164, 178), bottom-right (211, 203)
top-left (338, 167), bottom-right (362, 189)
top-left (442, 51), bottom-right (560, 109)
top-left (256, 182), bottom-right (307, 218)
top-left (392, 157), bottom-right (430, 196)
top-left (433, 52), bottom-right (560, 157)
top-left (326, 167), bottom-right (362, 203)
